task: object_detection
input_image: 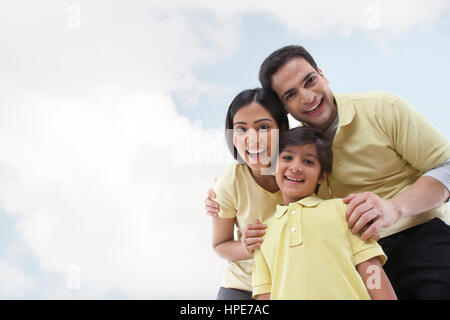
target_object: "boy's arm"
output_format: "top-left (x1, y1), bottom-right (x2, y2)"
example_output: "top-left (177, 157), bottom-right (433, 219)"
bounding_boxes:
top-left (256, 293), bottom-right (270, 300)
top-left (356, 257), bottom-right (397, 300)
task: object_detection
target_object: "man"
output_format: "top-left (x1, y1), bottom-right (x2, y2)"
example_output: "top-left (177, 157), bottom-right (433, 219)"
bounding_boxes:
top-left (206, 45), bottom-right (450, 299)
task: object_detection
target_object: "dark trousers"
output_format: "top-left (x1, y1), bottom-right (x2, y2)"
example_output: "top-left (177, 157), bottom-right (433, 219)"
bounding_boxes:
top-left (379, 218), bottom-right (450, 300)
top-left (216, 287), bottom-right (254, 300)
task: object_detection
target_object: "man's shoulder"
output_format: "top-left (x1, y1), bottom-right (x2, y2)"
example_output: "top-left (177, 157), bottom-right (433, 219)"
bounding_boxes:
top-left (337, 91), bottom-right (402, 106)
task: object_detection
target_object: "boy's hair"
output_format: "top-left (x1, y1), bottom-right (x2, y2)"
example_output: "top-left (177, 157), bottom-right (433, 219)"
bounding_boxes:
top-left (259, 45), bottom-right (319, 90)
top-left (225, 88), bottom-right (289, 162)
top-left (279, 126), bottom-right (333, 181)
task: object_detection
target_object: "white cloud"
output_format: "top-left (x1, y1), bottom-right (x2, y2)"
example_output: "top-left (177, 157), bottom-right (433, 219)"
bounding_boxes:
top-left (0, 259), bottom-right (36, 298)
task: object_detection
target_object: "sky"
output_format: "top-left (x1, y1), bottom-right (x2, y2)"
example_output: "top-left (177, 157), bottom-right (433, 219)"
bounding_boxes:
top-left (0, 0), bottom-right (449, 299)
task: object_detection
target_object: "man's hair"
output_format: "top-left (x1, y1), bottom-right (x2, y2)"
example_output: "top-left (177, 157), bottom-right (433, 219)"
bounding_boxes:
top-left (225, 88), bottom-right (289, 162)
top-left (259, 45), bottom-right (319, 90)
top-left (279, 126), bottom-right (333, 181)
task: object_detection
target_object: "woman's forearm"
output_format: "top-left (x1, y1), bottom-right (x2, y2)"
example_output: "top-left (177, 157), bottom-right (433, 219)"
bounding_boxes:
top-left (213, 240), bottom-right (253, 261)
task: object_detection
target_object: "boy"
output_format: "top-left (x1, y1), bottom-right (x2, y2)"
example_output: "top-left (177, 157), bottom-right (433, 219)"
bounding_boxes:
top-left (252, 126), bottom-right (397, 300)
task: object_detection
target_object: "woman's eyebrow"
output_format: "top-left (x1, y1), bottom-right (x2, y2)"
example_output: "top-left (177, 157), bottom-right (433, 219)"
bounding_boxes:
top-left (233, 121), bottom-right (247, 126)
top-left (254, 118), bottom-right (273, 124)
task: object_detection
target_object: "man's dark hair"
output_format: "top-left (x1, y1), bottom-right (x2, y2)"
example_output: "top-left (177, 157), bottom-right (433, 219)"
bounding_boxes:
top-left (279, 126), bottom-right (332, 184)
top-left (259, 45), bottom-right (319, 90)
top-left (225, 88), bottom-right (289, 163)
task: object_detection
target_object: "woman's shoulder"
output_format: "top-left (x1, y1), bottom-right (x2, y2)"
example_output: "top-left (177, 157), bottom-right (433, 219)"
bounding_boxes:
top-left (216, 163), bottom-right (248, 184)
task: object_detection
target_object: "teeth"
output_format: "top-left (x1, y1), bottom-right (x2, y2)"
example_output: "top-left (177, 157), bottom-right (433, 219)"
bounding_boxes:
top-left (286, 176), bottom-right (304, 182)
top-left (305, 99), bottom-right (322, 113)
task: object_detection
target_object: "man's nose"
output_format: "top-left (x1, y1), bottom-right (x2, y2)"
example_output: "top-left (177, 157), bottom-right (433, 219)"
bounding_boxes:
top-left (299, 88), bottom-right (316, 106)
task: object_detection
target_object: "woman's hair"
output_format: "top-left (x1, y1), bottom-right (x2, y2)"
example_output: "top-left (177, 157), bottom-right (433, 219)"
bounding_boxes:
top-left (225, 88), bottom-right (289, 162)
top-left (278, 126), bottom-right (333, 180)
top-left (259, 45), bottom-right (319, 90)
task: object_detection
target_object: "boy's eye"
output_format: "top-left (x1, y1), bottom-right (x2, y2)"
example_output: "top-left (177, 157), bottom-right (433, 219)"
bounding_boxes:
top-left (304, 159), bottom-right (315, 165)
top-left (282, 155), bottom-right (292, 161)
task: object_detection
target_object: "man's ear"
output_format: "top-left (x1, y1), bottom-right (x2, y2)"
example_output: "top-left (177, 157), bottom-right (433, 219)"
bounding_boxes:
top-left (317, 68), bottom-right (329, 85)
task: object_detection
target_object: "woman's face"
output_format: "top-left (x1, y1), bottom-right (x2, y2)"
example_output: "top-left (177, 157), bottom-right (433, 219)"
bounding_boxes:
top-left (232, 102), bottom-right (279, 172)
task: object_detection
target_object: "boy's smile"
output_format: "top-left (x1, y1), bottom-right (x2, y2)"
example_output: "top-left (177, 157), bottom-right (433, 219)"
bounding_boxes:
top-left (276, 143), bottom-right (325, 205)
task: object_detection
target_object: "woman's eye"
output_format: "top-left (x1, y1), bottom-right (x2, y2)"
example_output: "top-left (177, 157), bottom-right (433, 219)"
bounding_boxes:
top-left (259, 125), bottom-right (269, 131)
top-left (235, 127), bottom-right (246, 134)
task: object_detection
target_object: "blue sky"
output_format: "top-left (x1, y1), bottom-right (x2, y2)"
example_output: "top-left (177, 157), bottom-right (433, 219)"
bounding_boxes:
top-left (0, 0), bottom-right (449, 299)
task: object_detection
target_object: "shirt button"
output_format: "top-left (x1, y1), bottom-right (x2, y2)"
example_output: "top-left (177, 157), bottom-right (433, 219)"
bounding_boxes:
top-left (291, 211), bottom-right (296, 215)
top-left (291, 227), bottom-right (296, 232)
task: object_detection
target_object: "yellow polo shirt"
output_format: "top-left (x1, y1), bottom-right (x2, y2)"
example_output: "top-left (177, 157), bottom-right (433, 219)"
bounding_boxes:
top-left (213, 163), bottom-right (282, 292)
top-left (252, 195), bottom-right (386, 300)
top-left (317, 91), bottom-right (450, 237)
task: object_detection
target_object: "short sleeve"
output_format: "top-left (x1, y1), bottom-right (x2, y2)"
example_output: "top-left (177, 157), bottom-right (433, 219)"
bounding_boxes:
top-left (252, 248), bottom-right (272, 298)
top-left (337, 202), bottom-right (387, 266)
top-left (213, 165), bottom-right (238, 218)
top-left (377, 93), bottom-right (450, 172)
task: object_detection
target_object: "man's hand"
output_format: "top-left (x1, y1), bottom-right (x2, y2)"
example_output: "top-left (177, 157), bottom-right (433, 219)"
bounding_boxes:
top-left (204, 188), bottom-right (219, 217)
top-left (240, 220), bottom-right (267, 255)
top-left (343, 192), bottom-right (402, 240)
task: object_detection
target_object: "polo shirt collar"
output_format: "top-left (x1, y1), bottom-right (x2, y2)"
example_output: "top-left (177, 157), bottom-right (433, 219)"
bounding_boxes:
top-left (275, 194), bottom-right (323, 219)
top-left (334, 93), bottom-right (355, 128)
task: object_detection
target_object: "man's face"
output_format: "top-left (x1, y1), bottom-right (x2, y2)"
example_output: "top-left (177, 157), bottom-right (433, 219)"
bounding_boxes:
top-left (271, 57), bottom-right (337, 132)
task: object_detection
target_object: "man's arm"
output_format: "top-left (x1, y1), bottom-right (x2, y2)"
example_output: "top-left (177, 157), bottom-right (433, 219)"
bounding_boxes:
top-left (256, 293), bottom-right (270, 300)
top-left (344, 175), bottom-right (449, 240)
top-left (356, 258), bottom-right (397, 300)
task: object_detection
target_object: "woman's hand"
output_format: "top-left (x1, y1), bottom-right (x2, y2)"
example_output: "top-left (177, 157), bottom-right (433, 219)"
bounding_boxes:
top-left (240, 220), bottom-right (267, 255)
top-left (204, 188), bottom-right (219, 217)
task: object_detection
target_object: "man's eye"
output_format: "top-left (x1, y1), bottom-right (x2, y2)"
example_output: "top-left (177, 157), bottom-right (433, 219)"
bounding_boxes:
top-left (285, 92), bottom-right (295, 101)
top-left (306, 76), bottom-right (317, 86)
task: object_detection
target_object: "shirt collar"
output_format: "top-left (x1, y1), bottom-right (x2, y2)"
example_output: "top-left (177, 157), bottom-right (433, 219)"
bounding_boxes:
top-left (333, 93), bottom-right (355, 128)
top-left (275, 194), bottom-right (323, 219)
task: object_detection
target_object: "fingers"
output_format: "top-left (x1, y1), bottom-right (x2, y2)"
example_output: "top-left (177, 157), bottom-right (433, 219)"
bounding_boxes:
top-left (207, 188), bottom-right (216, 199)
top-left (361, 221), bottom-right (382, 241)
top-left (345, 193), bottom-right (370, 220)
top-left (347, 202), bottom-right (374, 228)
top-left (204, 196), bottom-right (219, 217)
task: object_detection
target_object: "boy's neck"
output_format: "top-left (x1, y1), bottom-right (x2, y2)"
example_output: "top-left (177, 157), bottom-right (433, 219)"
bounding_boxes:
top-left (281, 194), bottom-right (313, 206)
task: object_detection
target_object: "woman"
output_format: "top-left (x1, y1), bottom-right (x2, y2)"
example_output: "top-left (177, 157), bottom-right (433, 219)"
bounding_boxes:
top-left (211, 88), bottom-right (289, 300)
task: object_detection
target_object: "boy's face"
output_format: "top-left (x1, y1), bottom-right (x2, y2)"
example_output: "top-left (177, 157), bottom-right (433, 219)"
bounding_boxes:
top-left (271, 57), bottom-right (337, 132)
top-left (275, 143), bottom-right (325, 205)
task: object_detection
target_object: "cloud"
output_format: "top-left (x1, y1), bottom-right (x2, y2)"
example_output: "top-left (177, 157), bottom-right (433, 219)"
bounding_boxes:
top-left (0, 259), bottom-right (36, 298)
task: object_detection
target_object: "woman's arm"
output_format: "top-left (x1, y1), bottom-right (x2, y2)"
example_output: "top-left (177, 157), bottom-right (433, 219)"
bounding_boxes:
top-left (356, 257), bottom-right (397, 300)
top-left (212, 216), bottom-right (253, 261)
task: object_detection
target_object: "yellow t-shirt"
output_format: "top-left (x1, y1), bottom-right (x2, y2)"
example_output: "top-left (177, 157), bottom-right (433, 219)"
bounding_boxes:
top-left (317, 91), bottom-right (450, 237)
top-left (252, 195), bottom-right (386, 300)
top-left (213, 163), bottom-right (282, 292)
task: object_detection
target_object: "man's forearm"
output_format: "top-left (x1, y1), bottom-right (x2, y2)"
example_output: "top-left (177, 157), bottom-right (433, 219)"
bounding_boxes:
top-left (389, 175), bottom-right (449, 220)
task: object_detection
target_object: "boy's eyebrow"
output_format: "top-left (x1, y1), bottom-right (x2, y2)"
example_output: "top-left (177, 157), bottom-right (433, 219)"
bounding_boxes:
top-left (281, 149), bottom-right (318, 158)
top-left (281, 71), bottom-right (316, 100)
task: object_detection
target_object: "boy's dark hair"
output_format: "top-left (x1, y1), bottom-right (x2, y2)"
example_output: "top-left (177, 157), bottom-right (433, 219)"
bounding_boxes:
top-left (259, 45), bottom-right (319, 90)
top-left (279, 126), bottom-right (333, 189)
top-left (225, 88), bottom-right (289, 163)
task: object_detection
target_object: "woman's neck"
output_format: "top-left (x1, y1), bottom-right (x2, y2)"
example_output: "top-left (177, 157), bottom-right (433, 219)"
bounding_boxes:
top-left (248, 166), bottom-right (279, 193)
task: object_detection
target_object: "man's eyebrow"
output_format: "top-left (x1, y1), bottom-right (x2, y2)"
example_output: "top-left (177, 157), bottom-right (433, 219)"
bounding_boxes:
top-left (281, 71), bottom-right (316, 100)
